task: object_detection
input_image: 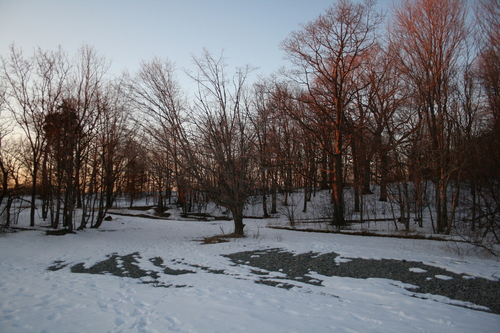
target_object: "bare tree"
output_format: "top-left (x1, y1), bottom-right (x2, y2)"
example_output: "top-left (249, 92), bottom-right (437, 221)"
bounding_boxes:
top-left (184, 50), bottom-right (256, 236)
top-left (79, 85), bottom-right (128, 229)
top-left (475, 0), bottom-right (500, 129)
top-left (281, 0), bottom-right (383, 227)
top-left (43, 98), bottom-right (86, 230)
top-left (360, 45), bottom-right (410, 203)
top-left (122, 138), bottom-right (149, 209)
top-left (462, 0), bottom-right (500, 252)
top-left (130, 57), bottom-right (185, 210)
top-left (133, 51), bottom-right (256, 236)
top-left (389, 0), bottom-right (468, 234)
top-left (1, 45), bottom-right (70, 226)
top-left (70, 45), bottom-right (111, 210)
top-left (0, 79), bottom-right (12, 208)
top-left (251, 79), bottom-right (279, 218)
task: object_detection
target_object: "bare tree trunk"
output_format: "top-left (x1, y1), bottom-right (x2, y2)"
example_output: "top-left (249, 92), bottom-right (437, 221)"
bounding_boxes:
top-left (446, 182), bottom-right (460, 235)
top-left (231, 204), bottom-right (245, 237)
top-left (332, 149), bottom-right (345, 228)
top-left (379, 151), bottom-right (388, 202)
top-left (352, 138), bottom-right (361, 213)
top-left (29, 163), bottom-right (38, 227)
top-left (302, 181), bottom-right (310, 213)
top-left (362, 161), bottom-right (372, 195)
top-left (271, 176), bottom-right (278, 214)
top-left (262, 187), bottom-right (269, 218)
top-left (435, 179), bottom-right (449, 233)
top-left (471, 178), bottom-right (477, 231)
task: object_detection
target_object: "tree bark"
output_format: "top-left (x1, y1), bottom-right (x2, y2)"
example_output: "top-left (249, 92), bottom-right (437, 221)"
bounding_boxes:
top-left (231, 204), bottom-right (245, 236)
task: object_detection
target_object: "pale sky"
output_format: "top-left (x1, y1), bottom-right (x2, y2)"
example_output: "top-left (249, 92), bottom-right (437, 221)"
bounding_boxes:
top-left (0, 0), bottom-right (393, 89)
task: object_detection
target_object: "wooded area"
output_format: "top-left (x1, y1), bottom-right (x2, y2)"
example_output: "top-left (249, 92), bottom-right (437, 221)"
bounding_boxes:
top-left (0, 0), bottom-right (498, 251)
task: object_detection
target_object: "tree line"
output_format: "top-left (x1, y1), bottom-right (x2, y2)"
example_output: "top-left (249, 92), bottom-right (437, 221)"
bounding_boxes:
top-left (0, 0), bottom-right (498, 247)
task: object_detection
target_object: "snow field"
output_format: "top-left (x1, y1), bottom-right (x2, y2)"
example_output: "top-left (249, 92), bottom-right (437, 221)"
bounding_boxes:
top-left (0, 214), bottom-right (499, 332)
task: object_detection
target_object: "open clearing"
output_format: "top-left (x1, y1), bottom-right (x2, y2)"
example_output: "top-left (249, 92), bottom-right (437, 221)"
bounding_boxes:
top-left (1, 211), bottom-right (499, 332)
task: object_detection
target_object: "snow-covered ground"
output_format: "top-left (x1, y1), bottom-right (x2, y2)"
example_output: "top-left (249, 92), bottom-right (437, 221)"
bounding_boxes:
top-left (1, 209), bottom-right (499, 332)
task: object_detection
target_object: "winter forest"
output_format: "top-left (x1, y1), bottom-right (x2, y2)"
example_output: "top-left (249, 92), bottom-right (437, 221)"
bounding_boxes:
top-left (0, 0), bottom-right (499, 255)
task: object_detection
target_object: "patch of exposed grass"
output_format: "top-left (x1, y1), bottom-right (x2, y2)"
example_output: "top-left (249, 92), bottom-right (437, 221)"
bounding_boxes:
top-left (201, 233), bottom-right (243, 245)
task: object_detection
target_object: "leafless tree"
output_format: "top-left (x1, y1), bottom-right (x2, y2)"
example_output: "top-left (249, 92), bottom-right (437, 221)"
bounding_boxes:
top-left (1, 45), bottom-right (70, 226)
top-left (0, 79), bottom-right (12, 208)
top-left (28, 45), bottom-right (125, 231)
top-left (183, 50), bottom-right (256, 236)
top-left (87, 81), bottom-right (132, 229)
top-left (281, 0), bottom-right (383, 227)
top-left (459, 0), bottom-right (500, 252)
top-left (130, 57), bottom-right (185, 210)
top-left (360, 45), bottom-right (410, 203)
top-left (251, 79), bottom-right (279, 218)
top-left (122, 138), bottom-right (149, 209)
top-left (475, 0), bottom-right (500, 129)
top-left (43, 98), bottom-right (83, 230)
top-left (389, 0), bottom-right (468, 234)
top-left (69, 45), bottom-right (111, 209)
top-left (132, 51), bottom-right (259, 236)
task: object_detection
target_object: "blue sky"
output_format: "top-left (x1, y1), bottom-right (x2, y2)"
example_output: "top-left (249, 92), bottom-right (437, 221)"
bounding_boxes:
top-left (0, 0), bottom-right (393, 88)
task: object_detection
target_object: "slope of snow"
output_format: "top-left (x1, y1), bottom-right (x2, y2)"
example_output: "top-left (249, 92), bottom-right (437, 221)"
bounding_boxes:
top-left (0, 213), bottom-right (499, 333)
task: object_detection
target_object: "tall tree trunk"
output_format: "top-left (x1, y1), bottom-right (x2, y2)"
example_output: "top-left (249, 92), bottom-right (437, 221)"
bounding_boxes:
top-left (30, 163), bottom-right (38, 227)
top-left (41, 152), bottom-right (49, 220)
top-left (438, 178), bottom-right (449, 233)
top-left (231, 204), bottom-right (245, 236)
top-left (471, 178), bottom-right (477, 231)
top-left (320, 151), bottom-right (329, 190)
top-left (302, 181), bottom-right (309, 213)
top-left (446, 183), bottom-right (460, 235)
top-left (52, 187), bottom-right (61, 229)
top-left (332, 148), bottom-right (345, 228)
top-left (92, 191), bottom-right (107, 229)
top-left (262, 186), bottom-right (269, 218)
top-left (270, 177), bottom-right (277, 214)
top-left (362, 159), bottom-right (372, 195)
top-left (261, 169), bottom-right (269, 218)
top-left (352, 138), bottom-right (361, 212)
top-left (105, 175), bottom-right (115, 209)
top-left (65, 169), bottom-right (75, 231)
top-left (435, 179), bottom-right (448, 233)
top-left (75, 150), bottom-right (83, 209)
top-left (5, 197), bottom-right (13, 228)
top-left (379, 150), bottom-right (388, 202)
top-left (0, 163), bottom-right (8, 208)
